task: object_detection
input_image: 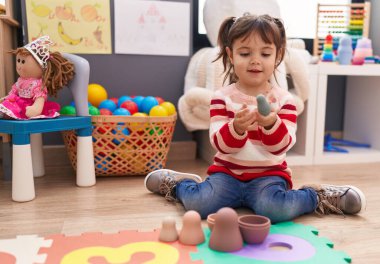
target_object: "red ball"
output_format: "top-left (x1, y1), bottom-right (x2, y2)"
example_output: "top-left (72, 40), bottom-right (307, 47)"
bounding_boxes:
top-left (120, 100), bottom-right (139, 115)
top-left (99, 108), bottom-right (113, 115)
top-left (155, 96), bottom-right (165, 104)
top-left (109, 97), bottom-right (119, 105)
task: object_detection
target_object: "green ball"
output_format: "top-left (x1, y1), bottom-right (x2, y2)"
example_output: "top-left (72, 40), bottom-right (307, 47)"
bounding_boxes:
top-left (149, 127), bottom-right (163, 135)
top-left (89, 105), bottom-right (100, 116)
top-left (60, 105), bottom-right (76, 116)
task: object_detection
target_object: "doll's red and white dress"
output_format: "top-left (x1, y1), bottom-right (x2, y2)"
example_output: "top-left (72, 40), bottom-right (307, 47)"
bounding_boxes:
top-left (0, 77), bottom-right (60, 120)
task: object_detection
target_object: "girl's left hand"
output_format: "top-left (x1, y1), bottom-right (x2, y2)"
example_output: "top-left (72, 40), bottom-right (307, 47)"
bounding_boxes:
top-left (256, 111), bottom-right (277, 130)
top-left (255, 94), bottom-right (279, 129)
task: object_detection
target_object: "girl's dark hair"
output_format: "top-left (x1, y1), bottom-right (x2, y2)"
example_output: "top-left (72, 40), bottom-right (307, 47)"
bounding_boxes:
top-left (214, 14), bottom-right (286, 84)
top-left (12, 47), bottom-right (75, 97)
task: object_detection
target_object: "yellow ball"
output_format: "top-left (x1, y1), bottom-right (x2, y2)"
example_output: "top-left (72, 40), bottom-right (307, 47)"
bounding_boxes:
top-left (160, 101), bottom-right (176, 115)
top-left (149, 105), bottom-right (168, 117)
top-left (88, 83), bottom-right (107, 107)
top-left (130, 112), bottom-right (148, 131)
top-left (132, 112), bottom-right (148, 117)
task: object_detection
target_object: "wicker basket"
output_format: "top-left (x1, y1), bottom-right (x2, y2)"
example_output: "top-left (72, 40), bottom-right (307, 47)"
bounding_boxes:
top-left (62, 114), bottom-right (177, 176)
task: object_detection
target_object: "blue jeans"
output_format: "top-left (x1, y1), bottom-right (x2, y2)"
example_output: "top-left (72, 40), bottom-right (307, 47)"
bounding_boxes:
top-left (176, 172), bottom-right (318, 223)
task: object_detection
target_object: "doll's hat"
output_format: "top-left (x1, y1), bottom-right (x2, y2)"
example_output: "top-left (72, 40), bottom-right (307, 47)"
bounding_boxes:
top-left (24, 36), bottom-right (53, 69)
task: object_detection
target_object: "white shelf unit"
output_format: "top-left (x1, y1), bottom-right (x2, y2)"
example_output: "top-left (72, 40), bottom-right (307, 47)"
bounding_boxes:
top-left (314, 63), bottom-right (380, 164)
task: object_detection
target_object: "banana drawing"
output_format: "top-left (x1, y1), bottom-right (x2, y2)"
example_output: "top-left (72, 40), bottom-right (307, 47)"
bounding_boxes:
top-left (58, 22), bottom-right (83, 45)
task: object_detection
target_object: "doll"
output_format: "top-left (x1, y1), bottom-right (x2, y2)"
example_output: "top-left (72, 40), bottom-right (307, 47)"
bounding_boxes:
top-left (0, 35), bottom-right (74, 120)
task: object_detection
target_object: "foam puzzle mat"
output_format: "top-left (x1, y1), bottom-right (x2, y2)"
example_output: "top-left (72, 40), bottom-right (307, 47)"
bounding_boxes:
top-left (0, 222), bottom-right (351, 264)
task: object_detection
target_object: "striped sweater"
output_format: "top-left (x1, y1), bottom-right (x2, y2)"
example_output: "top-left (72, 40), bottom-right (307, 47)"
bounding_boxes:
top-left (208, 83), bottom-right (297, 188)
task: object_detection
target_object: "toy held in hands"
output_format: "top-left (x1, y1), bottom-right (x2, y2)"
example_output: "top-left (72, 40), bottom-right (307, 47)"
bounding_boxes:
top-left (0, 36), bottom-right (74, 120)
top-left (256, 94), bottom-right (271, 116)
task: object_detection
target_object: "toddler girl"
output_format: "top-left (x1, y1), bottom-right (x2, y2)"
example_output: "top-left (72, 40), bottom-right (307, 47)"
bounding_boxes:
top-left (144, 14), bottom-right (365, 223)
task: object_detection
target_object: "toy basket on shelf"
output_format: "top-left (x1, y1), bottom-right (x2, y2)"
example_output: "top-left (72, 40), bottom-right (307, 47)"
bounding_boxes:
top-left (62, 114), bottom-right (177, 176)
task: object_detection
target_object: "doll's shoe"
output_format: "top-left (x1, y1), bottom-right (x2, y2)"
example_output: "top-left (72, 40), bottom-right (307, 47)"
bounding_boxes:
top-left (302, 184), bottom-right (366, 215)
top-left (144, 169), bottom-right (202, 201)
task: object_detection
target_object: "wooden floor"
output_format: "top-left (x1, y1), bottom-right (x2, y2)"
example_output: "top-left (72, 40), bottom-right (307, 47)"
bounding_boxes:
top-left (0, 158), bottom-right (379, 263)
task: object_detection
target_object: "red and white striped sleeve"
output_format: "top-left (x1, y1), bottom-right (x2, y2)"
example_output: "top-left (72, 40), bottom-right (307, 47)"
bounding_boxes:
top-left (209, 92), bottom-right (248, 154)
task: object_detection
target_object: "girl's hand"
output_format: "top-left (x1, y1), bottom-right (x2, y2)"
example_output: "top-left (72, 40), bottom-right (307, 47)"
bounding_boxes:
top-left (256, 94), bottom-right (279, 129)
top-left (233, 104), bottom-right (256, 135)
top-left (256, 111), bottom-right (277, 130)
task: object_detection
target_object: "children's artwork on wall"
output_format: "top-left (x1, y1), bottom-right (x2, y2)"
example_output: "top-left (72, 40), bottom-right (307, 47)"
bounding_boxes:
top-left (114, 0), bottom-right (190, 57)
top-left (25, 0), bottom-right (112, 54)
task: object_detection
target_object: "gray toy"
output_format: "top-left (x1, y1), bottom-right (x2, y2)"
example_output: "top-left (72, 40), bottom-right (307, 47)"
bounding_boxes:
top-left (256, 94), bottom-right (271, 116)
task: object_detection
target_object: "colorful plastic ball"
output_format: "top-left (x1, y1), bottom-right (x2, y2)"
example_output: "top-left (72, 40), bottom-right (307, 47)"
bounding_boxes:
top-left (155, 96), bottom-right (165, 104)
top-left (120, 100), bottom-right (139, 115)
top-left (118, 95), bottom-right (132, 107)
top-left (149, 105), bottom-right (168, 116)
top-left (99, 99), bottom-right (117, 112)
top-left (88, 83), bottom-right (108, 107)
top-left (97, 125), bottom-right (111, 134)
top-left (132, 96), bottom-right (145, 111)
top-left (130, 112), bottom-right (148, 131)
top-left (113, 108), bottom-right (131, 116)
top-left (111, 126), bottom-right (130, 145)
top-left (132, 112), bottom-right (148, 117)
top-left (89, 105), bottom-right (100, 115)
top-left (95, 156), bottom-right (109, 172)
top-left (141, 96), bottom-right (159, 114)
top-left (113, 125), bottom-right (130, 136)
top-left (160, 101), bottom-right (176, 115)
top-left (109, 97), bottom-right (119, 106)
top-left (60, 105), bottom-right (76, 115)
top-left (149, 127), bottom-right (163, 135)
top-left (99, 108), bottom-right (113, 115)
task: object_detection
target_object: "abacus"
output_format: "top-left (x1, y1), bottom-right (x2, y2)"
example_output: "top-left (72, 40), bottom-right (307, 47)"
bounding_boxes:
top-left (313, 2), bottom-right (371, 56)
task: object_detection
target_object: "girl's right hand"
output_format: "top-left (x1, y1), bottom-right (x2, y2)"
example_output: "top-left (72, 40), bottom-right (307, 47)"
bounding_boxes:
top-left (233, 104), bottom-right (256, 135)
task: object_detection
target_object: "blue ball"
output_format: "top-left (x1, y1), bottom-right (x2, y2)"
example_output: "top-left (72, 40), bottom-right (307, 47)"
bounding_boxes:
top-left (111, 125), bottom-right (130, 145)
top-left (118, 95), bottom-right (132, 107)
top-left (98, 99), bottom-right (117, 112)
top-left (132, 96), bottom-right (145, 111)
top-left (113, 108), bottom-right (131, 116)
top-left (112, 125), bottom-right (130, 136)
top-left (140, 96), bottom-right (159, 114)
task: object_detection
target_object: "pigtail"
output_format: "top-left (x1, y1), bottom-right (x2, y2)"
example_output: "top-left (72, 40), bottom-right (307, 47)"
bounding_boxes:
top-left (43, 52), bottom-right (75, 97)
top-left (213, 16), bottom-right (236, 85)
top-left (272, 17), bottom-right (287, 65)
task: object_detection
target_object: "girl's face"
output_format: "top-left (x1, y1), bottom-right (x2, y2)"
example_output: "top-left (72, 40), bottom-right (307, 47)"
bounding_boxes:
top-left (227, 32), bottom-right (277, 92)
top-left (16, 54), bottom-right (43, 79)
